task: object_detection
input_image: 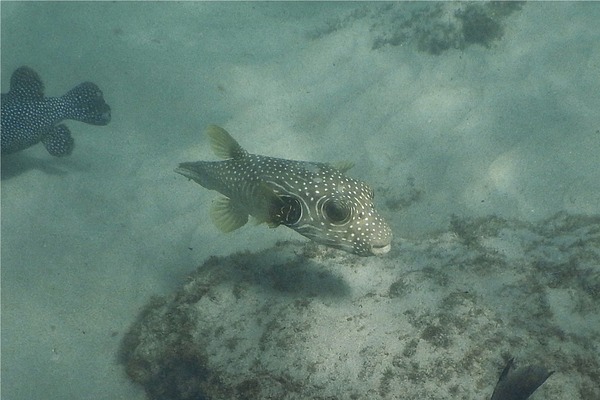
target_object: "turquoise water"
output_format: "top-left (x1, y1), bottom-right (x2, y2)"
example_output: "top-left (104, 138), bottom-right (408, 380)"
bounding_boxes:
top-left (2, 2), bottom-right (599, 399)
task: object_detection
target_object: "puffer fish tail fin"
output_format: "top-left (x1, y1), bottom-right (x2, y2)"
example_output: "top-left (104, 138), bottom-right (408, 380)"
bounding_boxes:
top-left (63, 82), bottom-right (111, 126)
top-left (175, 161), bottom-right (223, 190)
top-left (206, 125), bottom-right (247, 159)
top-left (329, 160), bottom-right (355, 173)
top-left (210, 196), bottom-right (249, 232)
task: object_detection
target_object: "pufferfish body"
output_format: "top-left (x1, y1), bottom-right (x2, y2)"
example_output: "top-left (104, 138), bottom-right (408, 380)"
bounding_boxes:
top-left (175, 125), bottom-right (392, 256)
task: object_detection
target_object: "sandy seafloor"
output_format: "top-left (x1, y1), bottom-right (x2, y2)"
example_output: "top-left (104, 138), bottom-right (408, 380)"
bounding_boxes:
top-left (1, 2), bottom-right (599, 400)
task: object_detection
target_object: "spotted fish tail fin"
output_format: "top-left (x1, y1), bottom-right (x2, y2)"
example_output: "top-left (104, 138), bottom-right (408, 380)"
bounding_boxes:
top-left (63, 82), bottom-right (111, 126)
top-left (206, 125), bottom-right (247, 159)
top-left (329, 160), bottom-right (355, 173)
top-left (175, 161), bottom-right (224, 191)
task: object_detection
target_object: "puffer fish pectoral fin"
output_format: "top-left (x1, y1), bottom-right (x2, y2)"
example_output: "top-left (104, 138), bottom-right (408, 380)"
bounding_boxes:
top-left (253, 182), bottom-right (287, 227)
top-left (206, 125), bottom-right (246, 159)
top-left (329, 160), bottom-right (355, 173)
top-left (41, 124), bottom-right (74, 157)
top-left (210, 196), bottom-right (249, 233)
top-left (9, 66), bottom-right (44, 100)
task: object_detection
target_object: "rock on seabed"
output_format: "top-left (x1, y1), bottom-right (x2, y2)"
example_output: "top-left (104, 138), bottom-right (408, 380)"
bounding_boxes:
top-left (120, 212), bottom-right (600, 400)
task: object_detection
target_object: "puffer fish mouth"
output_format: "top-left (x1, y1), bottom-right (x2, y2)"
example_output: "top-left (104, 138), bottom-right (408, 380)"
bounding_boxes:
top-left (370, 243), bottom-right (391, 255)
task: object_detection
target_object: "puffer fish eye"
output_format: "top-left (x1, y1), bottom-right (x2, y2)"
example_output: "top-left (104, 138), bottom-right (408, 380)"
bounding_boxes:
top-left (322, 198), bottom-right (351, 225)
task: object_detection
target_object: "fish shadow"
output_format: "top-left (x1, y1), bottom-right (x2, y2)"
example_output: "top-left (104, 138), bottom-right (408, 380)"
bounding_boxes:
top-left (1, 153), bottom-right (89, 180)
top-left (205, 242), bottom-right (352, 299)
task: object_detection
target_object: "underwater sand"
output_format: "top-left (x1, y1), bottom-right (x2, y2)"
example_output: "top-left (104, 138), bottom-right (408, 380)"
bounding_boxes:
top-left (120, 213), bottom-right (600, 399)
top-left (1, 2), bottom-right (599, 399)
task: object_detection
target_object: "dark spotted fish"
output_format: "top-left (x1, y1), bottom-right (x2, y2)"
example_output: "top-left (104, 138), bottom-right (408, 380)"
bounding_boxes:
top-left (175, 125), bottom-right (392, 256)
top-left (1, 66), bottom-right (111, 156)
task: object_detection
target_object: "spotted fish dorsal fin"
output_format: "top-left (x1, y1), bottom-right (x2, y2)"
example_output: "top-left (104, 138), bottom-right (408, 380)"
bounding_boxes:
top-left (329, 160), bottom-right (355, 173)
top-left (210, 196), bottom-right (249, 232)
top-left (9, 66), bottom-right (44, 100)
top-left (206, 125), bottom-right (246, 159)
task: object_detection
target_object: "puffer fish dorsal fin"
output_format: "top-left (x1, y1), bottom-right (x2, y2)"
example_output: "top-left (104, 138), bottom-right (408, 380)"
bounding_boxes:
top-left (10, 66), bottom-right (44, 100)
top-left (210, 196), bottom-right (249, 232)
top-left (329, 160), bottom-right (355, 173)
top-left (206, 125), bottom-right (246, 159)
